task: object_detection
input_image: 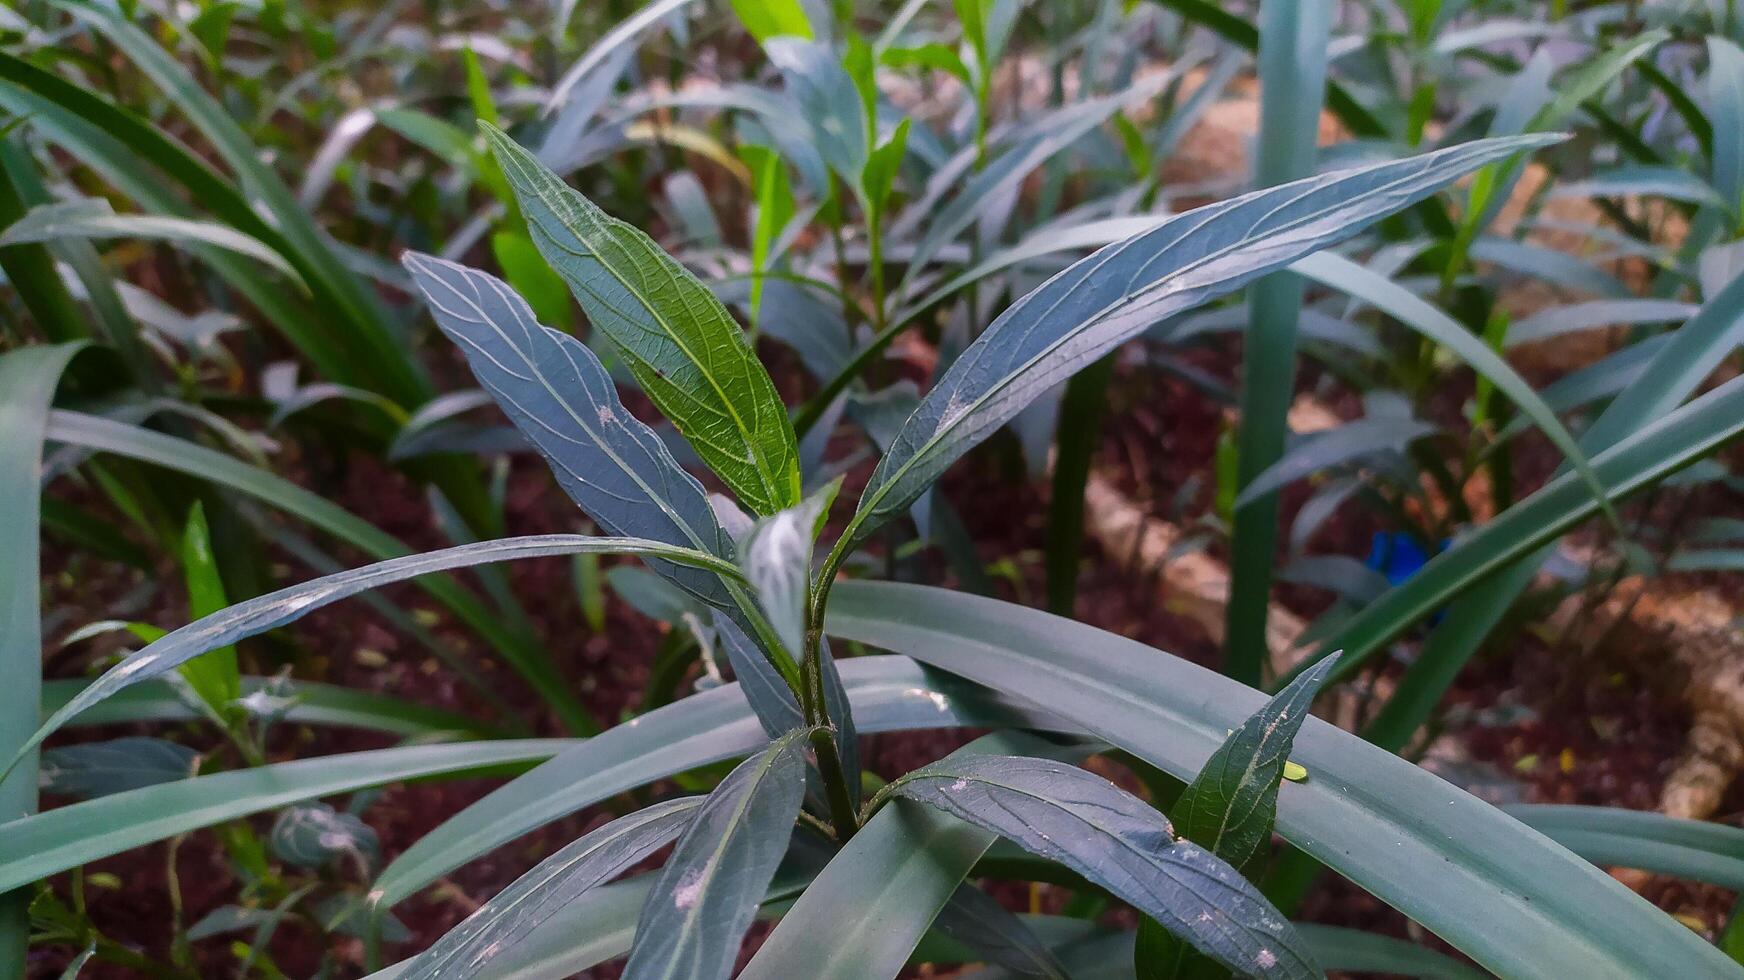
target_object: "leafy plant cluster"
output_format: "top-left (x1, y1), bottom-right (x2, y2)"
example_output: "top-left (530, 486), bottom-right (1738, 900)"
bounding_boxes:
top-left (3, 0), bottom-right (1744, 977)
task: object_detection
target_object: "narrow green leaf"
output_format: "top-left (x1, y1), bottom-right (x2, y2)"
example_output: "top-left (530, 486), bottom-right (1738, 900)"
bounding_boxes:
top-left (740, 732), bottom-right (1075, 980)
top-left (730, 0), bottom-right (812, 42)
top-left (0, 342), bottom-right (80, 975)
top-left (12, 535), bottom-right (734, 775)
top-left (1225, 0), bottom-right (1332, 686)
top-left (43, 676), bottom-right (490, 737)
top-left (177, 502), bottom-right (241, 719)
top-left (624, 729), bottom-right (810, 980)
top-left (886, 755), bottom-right (1315, 978)
top-left (1139, 659), bottom-right (1337, 977)
top-left (1293, 251), bottom-right (1618, 527)
top-left (1234, 416), bottom-right (1438, 507)
top-left (842, 135), bottom-right (1563, 553)
top-left (371, 656), bottom-right (1054, 910)
top-left (482, 124), bottom-right (801, 515)
top-left (0, 740), bottom-right (570, 894)
top-left (404, 253), bottom-right (737, 606)
top-left (0, 197), bottom-right (303, 283)
top-left (1710, 36), bottom-right (1744, 217)
top-left (403, 798), bottom-right (704, 980)
top-left (1506, 804), bottom-right (1744, 890)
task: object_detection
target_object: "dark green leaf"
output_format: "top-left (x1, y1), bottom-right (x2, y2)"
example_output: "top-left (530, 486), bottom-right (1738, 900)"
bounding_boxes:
top-left (402, 798), bottom-right (703, 980)
top-left (843, 135), bottom-right (1563, 551)
top-left (886, 754), bottom-right (1315, 977)
top-left (404, 253), bottom-right (737, 605)
top-left (38, 737), bottom-right (197, 802)
top-left (624, 729), bottom-right (810, 980)
top-left (481, 126), bottom-right (801, 515)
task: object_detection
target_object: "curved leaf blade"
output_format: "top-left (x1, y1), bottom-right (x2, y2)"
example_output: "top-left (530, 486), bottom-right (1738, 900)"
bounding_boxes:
top-left (482, 124), bottom-right (800, 515)
top-left (12, 535), bottom-right (735, 774)
top-left (0, 343), bottom-right (81, 972)
top-left (624, 729), bottom-right (810, 980)
top-left (403, 798), bottom-right (704, 980)
top-left (740, 732), bottom-right (1077, 980)
top-left (886, 755), bottom-right (1315, 978)
top-left (0, 740), bottom-right (571, 893)
top-left (372, 656), bottom-right (1061, 909)
top-left (404, 253), bottom-right (735, 604)
top-left (846, 135), bottom-right (1564, 547)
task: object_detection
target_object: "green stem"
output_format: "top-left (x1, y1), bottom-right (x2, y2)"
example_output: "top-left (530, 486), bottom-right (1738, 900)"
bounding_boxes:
top-left (1223, 0), bottom-right (1332, 687)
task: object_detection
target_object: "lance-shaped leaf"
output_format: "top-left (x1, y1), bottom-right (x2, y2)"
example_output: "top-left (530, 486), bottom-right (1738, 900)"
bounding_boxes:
top-left (480, 125), bottom-right (801, 515)
top-left (11, 535), bottom-right (737, 776)
top-left (842, 134), bottom-right (1564, 549)
top-left (1176, 657), bottom-right (1336, 869)
top-left (883, 755), bottom-right (1317, 978)
top-left (816, 635), bottom-right (861, 810)
top-left (400, 797), bottom-right (704, 980)
top-left (624, 729), bottom-right (811, 980)
top-left (1137, 658), bottom-right (1337, 978)
top-left (403, 253), bottom-right (736, 605)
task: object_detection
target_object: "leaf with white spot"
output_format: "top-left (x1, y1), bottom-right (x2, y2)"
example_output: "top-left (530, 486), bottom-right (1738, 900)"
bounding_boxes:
top-left (624, 729), bottom-right (812, 980)
top-left (271, 802), bottom-right (379, 870)
top-left (398, 797), bottom-right (703, 980)
top-left (404, 253), bottom-right (737, 607)
top-left (883, 754), bottom-right (1317, 978)
top-left (481, 124), bottom-right (801, 515)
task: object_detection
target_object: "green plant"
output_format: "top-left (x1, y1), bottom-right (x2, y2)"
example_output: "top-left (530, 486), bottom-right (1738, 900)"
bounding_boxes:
top-left (7, 118), bottom-right (1738, 979)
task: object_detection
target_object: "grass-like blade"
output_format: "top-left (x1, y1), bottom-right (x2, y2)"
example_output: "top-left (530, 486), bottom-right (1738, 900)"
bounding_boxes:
top-left (623, 729), bottom-right (810, 980)
top-left (12, 535), bottom-right (736, 776)
top-left (1, 197), bottom-right (303, 282)
top-left (0, 740), bottom-right (571, 893)
top-left (482, 124), bottom-right (801, 515)
top-left (838, 135), bottom-right (1563, 555)
top-left (43, 676), bottom-right (490, 737)
top-left (1506, 804), bottom-right (1744, 891)
top-left (1224, 0), bottom-right (1332, 686)
top-left (0, 343), bottom-right (82, 974)
top-left (401, 798), bottom-right (704, 980)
